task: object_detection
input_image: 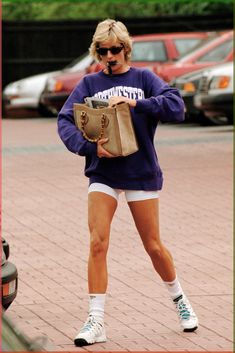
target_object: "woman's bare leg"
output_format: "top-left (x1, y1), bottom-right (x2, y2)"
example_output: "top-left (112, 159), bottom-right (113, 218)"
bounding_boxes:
top-left (88, 191), bottom-right (117, 293)
top-left (128, 198), bottom-right (176, 281)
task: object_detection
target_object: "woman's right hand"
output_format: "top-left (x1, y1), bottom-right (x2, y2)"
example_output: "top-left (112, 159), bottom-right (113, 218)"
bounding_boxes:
top-left (97, 138), bottom-right (116, 158)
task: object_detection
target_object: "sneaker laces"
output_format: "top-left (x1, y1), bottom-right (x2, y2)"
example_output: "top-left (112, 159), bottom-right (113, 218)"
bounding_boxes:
top-left (175, 296), bottom-right (193, 321)
top-left (80, 316), bottom-right (103, 334)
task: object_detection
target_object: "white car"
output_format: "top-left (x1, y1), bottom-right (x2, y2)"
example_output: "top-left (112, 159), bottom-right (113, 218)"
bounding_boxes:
top-left (194, 62), bottom-right (233, 125)
top-left (3, 52), bottom-right (94, 117)
top-left (3, 71), bottom-right (59, 117)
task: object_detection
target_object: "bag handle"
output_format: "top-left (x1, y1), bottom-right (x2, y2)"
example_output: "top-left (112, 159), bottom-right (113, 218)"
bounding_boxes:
top-left (80, 111), bottom-right (108, 142)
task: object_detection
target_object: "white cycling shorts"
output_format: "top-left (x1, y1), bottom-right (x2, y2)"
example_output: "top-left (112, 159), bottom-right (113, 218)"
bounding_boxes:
top-left (88, 182), bottom-right (159, 202)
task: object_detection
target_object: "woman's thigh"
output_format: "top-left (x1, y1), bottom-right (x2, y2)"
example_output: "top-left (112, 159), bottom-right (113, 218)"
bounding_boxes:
top-left (88, 191), bottom-right (118, 241)
top-left (128, 198), bottom-right (161, 246)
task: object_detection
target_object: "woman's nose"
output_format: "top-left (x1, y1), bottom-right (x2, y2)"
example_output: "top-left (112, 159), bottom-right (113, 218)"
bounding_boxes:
top-left (107, 50), bottom-right (113, 58)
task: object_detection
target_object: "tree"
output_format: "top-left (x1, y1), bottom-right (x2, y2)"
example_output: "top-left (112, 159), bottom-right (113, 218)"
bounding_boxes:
top-left (2, 0), bottom-right (233, 20)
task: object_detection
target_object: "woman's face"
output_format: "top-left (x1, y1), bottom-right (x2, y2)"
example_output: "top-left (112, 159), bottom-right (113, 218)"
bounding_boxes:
top-left (97, 39), bottom-right (129, 74)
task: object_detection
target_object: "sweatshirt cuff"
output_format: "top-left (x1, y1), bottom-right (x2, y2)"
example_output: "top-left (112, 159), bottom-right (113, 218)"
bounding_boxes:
top-left (77, 140), bottom-right (97, 156)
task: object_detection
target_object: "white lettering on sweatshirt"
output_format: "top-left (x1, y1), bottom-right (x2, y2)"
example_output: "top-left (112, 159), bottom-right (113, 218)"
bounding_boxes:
top-left (93, 86), bottom-right (145, 100)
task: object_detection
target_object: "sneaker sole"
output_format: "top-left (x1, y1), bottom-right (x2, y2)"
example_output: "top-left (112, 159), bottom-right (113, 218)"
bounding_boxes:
top-left (74, 336), bottom-right (107, 347)
top-left (74, 338), bottom-right (89, 347)
top-left (183, 326), bottom-right (198, 332)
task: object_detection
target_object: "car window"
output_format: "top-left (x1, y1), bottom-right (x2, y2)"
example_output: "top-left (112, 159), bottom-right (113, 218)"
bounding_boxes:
top-left (131, 41), bottom-right (167, 62)
top-left (174, 38), bottom-right (206, 56)
top-left (63, 52), bottom-right (93, 72)
top-left (196, 39), bottom-right (233, 62)
top-left (178, 34), bottom-right (229, 63)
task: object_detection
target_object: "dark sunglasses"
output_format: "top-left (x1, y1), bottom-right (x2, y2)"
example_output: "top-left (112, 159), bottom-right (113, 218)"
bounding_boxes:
top-left (96, 45), bottom-right (124, 56)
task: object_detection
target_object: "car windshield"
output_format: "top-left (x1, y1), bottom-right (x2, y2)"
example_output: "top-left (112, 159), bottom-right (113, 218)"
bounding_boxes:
top-left (63, 52), bottom-right (93, 72)
top-left (196, 39), bottom-right (233, 62)
top-left (175, 37), bottom-right (215, 60)
top-left (178, 34), bottom-right (232, 63)
top-left (131, 41), bottom-right (167, 62)
top-left (174, 38), bottom-right (207, 56)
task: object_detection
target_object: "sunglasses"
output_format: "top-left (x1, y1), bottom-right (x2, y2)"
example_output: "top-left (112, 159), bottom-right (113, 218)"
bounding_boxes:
top-left (96, 45), bottom-right (124, 56)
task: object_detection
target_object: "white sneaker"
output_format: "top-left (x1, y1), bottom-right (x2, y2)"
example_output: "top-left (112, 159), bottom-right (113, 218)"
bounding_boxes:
top-left (174, 294), bottom-right (198, 332)
top-left (74, 315), bottom-right (106, 346)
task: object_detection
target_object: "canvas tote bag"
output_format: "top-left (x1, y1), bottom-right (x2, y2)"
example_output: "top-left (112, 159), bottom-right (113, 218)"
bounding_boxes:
top-left (73, 102), bottom-right (139, 157)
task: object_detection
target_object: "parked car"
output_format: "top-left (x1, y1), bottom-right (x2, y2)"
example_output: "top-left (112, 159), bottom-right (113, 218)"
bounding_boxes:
top-left (39, 61), bottom-right (102, 115)
top-left (40, 31), bottom-right (212, 115)
top-left (2, 52), bottom-right (96, 118)
top-left (193, 62), bottom-right (233, 125)
top-left (1, 238), bottom-right (18, 310)
top-left (171, 62), bottom-right (233, 125)
top-left (171, 68), bottom-right (209, 122)
top-left (155, 30), bottom-right (233, 83)
top-left (3, 71), bottom-right (60, 117)
top-left (129, 31), bottom-right (212, 66)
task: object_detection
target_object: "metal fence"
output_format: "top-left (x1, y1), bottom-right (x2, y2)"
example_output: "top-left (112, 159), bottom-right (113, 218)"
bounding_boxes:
top-left (2, 13), bottom-right (233, 88)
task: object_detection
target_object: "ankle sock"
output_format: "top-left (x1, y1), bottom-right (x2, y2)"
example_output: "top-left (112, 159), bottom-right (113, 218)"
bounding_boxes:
top-left (164, 276), bottom-right (183, 300)
top-left (89, 293), bottom-right (106, 320)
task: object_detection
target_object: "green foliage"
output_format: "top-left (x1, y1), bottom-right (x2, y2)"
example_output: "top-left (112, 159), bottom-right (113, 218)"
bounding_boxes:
top-left (2, 0), bottom-right (233, 20)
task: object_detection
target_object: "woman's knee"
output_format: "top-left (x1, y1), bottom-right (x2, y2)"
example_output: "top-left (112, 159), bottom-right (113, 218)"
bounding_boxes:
top-left (145, 241), bottom-right (165, 260)
top-left (89, 231), bottom-right (109, 258)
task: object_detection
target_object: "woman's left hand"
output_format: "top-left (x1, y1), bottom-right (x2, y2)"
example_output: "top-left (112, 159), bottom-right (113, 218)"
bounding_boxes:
top-left (109, 96), bottom-right (136, 108)
top-left (97, 138), bottom-right (116, 158)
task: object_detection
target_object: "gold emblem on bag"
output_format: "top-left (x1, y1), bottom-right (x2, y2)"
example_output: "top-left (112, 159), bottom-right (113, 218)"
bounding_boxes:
top-left (80, 111), bottom-right (109, 143)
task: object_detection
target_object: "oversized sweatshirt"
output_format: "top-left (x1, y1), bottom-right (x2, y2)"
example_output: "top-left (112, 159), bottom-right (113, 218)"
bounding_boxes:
top-left (57, 67), bottom-right (185, 190)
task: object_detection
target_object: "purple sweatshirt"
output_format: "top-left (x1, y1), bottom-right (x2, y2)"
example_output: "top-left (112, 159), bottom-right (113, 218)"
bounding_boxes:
top-left (57, 67), bottom-right (185, 190)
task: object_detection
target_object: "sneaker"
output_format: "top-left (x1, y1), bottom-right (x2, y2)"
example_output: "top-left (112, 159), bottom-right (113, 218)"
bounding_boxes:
top-left (74, 315), bottom-right (106, 346)
top-left (174, 294), bottom-right (198, 332)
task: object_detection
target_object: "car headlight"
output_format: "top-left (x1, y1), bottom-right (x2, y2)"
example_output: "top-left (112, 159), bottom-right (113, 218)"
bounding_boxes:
top-left (45, 78), bottom-right (56, 92)
top-left (4, 82), bottom-right (23, 95)
top-left (54, 81), bottom-right (64, 92)
top-left (46, 78), bottom-right (63, 92)
top-left (183, 82), bottom-right (196, 92)
top-left (209, 75), bottom-right (231, 89)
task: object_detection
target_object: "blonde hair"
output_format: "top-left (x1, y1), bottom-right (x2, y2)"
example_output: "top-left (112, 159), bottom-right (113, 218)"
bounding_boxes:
top-left (89, 19), bottom-right (132, 62)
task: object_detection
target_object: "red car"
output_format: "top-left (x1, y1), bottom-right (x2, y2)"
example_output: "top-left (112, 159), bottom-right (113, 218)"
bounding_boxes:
top-left (39, 61), bottom-right (102, 115)
top-left (40, 31), bottom-right (211, 115)
top-left (155, 30), bottom-right (233, 82)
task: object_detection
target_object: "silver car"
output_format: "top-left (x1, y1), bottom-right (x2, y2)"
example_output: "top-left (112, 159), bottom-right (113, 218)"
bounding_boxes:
top-left (194, 62), bottom-right (233, 125)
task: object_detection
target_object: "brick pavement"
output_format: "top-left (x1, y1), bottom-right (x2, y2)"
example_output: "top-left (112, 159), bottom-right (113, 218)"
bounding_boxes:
top-left (2, 118), bottom-right (233, 351)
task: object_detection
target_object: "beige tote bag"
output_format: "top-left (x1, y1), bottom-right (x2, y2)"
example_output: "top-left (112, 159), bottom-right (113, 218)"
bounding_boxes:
top-left (73, 102), bottom-right (139, 157)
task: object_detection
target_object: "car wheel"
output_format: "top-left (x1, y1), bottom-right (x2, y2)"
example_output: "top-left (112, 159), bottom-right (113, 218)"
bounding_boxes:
top-left (227, 114), bottom-right (233, 125)
top-left (193, 112), bottom-right (213, 126)
top-left (38, 103), bottom-right (55, 117)
top-left (194, 111), bottom-right (229, 126)
top-left (205, 115), bottom-right (231, 126)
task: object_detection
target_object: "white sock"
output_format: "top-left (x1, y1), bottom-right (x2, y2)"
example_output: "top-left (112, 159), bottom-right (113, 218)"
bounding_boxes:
top-left (88, 293), bottom-right (106, 320)
top-left (164, 276), bottom-right (183, 300)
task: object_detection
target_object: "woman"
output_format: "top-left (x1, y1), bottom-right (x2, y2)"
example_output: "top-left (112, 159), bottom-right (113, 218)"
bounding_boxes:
top-left (57, 19), bottom-right (198, 347)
